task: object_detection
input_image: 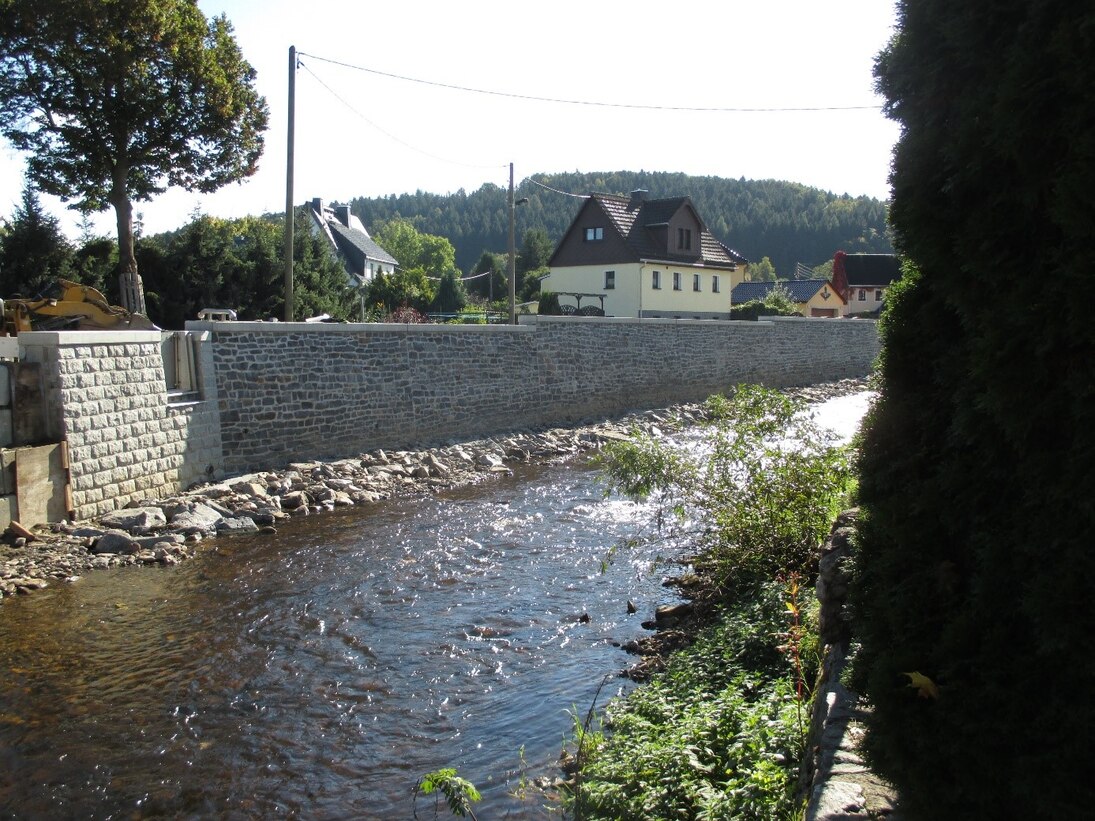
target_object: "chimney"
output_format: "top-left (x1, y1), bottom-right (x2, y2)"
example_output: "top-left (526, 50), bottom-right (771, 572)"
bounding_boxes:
top-left (336, 205), bottom-right (352, 228)
top-left (312, 197), bottom-right (325, 214)
top-left (628, 189), bottom-right (648, 209)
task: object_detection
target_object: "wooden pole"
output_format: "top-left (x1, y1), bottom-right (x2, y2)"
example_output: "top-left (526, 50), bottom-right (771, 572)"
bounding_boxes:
top-left (283, 45), bottom-right (296, 322)
top-left (508, 162), bottom-right (516, 325)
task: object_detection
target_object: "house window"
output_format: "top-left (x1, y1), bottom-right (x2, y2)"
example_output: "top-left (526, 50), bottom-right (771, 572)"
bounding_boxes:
top-left (652, 270), bottom-right (661, 289)
top-left (712, 275), bottom-right (720, 293)
top-left (875, 288), bottom-right (884, 301)
top-left (604, 270), bottom-right (615, 290)
top-left (673, 272), bottom-right (682, 291)
top-left (858, 288), bottom-right (867, 301)
top-left (584, 226), bottom-right (604, 241)
top-left (677, 228), bottom-right (692, 250)
top-left (692, 273), bottom-right (701, 292)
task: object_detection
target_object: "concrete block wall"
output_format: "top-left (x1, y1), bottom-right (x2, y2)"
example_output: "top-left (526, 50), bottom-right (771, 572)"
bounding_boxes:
top-left (196, 316), bottom-right (880, 476)
top-left (17, 331), bottom-right (224, 521)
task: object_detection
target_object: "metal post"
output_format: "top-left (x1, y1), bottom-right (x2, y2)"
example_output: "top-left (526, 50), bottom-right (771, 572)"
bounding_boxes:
top-left (508, 162), bottom-right (516, 325)
top-left (283, 45), bottom-right (296, 322)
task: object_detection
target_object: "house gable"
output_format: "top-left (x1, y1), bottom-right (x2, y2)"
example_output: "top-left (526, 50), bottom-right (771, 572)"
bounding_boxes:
top-left (548, 196), bottom-right (637, 268)
top-left (549, 191), bottom-right (746, 272)
top-left (310, 197), bottom-right (397, 286)
top-left (832, 251), bottom-right (901, 300)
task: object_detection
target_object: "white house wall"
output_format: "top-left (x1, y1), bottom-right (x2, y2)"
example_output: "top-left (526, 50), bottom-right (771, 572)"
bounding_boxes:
top-left (547, 262), bottom-right (745, 319)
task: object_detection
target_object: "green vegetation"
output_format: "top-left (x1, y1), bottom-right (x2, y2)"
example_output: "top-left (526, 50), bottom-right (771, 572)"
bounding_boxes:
top-left (136, 210), bottom-right (353, 327)
top-left (0, 0), bottom-right (268, 312)
top-left (350, 172), bottom-right (892, 276)
top-left (728, 282), bottom-right (802, 321)
top-left (602, 386), bottom-right (850, 588)
top-left (413, 769), bottom-right (481, 820)
top-left (0, 181), bottom-right (75, 296)
top-left (849, 2), bottom-right (1095, 818)
top-left (573, 385), bottom-right (853, 819)
top-left (571, 583), bottom-right (816, 821)
top-left (747, 256), bottom-right (778, 282)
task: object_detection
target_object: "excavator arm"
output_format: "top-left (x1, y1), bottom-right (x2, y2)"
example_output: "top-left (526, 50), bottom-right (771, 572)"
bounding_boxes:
top-left (2, 280), bottom-right (159, 334)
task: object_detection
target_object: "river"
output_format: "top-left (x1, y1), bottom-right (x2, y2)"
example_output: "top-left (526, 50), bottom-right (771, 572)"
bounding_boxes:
top-left (0, 392), bottom-right (871, 820)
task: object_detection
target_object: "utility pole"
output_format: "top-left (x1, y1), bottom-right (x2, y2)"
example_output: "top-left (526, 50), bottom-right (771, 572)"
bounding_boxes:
top-left (507, 162), bottom-right (516, 325)
top-left (283, 45), bottom-right (296, 322)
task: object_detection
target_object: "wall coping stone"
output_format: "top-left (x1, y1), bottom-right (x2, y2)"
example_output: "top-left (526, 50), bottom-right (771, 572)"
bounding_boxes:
top-left (185, 320), bottom-right (535, 335)
top-left (17, 330), bottom-right (164, 346)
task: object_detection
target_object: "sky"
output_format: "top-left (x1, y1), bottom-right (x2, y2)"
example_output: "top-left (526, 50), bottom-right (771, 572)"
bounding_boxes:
top-left (0, 0), bottom-right (900, 241)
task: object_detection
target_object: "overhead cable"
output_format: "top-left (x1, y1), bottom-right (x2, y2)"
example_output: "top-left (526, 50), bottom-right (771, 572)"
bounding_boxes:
top-left (296, 51), bottom-right (882, 113)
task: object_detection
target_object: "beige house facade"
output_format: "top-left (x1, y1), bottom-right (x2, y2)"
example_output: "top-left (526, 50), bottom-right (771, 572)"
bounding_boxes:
top-left (731, 279), bottom-right (848, 317)
top-left (546, 191), bottom-right (748, 319)
top-left (831, 252), bottom-right (902, 317)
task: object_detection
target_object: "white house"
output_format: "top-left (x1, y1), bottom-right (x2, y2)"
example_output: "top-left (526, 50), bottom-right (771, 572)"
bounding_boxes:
top-left (544, 190), bottom-right (748, 319)
top-left (308, 198), bottom-right (397, 288)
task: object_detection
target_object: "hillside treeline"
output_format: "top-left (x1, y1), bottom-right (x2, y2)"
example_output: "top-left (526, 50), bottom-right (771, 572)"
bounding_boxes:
top-left (348, 171), bottom-right (892, 276)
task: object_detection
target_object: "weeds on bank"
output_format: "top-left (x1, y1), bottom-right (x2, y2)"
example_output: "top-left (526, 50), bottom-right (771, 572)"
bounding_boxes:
top-left (413, 769), bottom-right (481, 820)
top-left (567, 385), bottom-right (850, 820)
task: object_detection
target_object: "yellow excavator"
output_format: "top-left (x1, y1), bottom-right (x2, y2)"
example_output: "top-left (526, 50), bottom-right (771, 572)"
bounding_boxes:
top-left (1, 279), bottom-right (158, 335)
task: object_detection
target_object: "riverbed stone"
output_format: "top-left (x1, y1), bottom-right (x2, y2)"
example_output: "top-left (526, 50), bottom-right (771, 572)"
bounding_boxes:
top-left (92, 530), bottom-right (140, 555)
top-left (215, 515), bottom-right (259, 535)
top-left (168, 503), bottom-right (224, 535)
top-left (99, 507), bottom-right (167, 534)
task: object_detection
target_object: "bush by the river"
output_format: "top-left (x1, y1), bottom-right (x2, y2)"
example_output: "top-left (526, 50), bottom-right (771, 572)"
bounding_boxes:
top-left (849, 1), bottom-right (1095, 817)
top-left (570, 385), bottom-right (853, 819)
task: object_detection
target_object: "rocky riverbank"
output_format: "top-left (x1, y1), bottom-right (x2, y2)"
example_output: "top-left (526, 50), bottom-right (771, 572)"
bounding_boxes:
top-left (0, 378), bottom-right (868, 600)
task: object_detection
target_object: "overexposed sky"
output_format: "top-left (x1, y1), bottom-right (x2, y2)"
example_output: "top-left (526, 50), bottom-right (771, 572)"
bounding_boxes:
top-left (0, 0), bottom-right (899, 240)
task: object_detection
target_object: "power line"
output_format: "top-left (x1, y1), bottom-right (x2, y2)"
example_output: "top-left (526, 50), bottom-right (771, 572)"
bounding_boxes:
top-left (296, 51), bottom-right (882, 113)
top-left (296, 57), bottom-right (505, 172)
top-left (527, 178), bottom-right (590, 199)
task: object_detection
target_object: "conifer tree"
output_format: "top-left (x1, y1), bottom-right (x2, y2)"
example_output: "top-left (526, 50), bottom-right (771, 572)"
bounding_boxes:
top-left (851, 2), bottom-right (1095, 817)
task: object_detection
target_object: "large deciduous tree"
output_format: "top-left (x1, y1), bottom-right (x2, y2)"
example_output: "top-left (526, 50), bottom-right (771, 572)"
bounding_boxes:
top-left (850, 1), bottom-right (1095, 817)
top-left (0, 0), bottom-right (269, 314)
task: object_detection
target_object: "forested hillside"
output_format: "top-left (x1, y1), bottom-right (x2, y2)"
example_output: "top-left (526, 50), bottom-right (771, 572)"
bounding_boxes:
top-left (348, 171), bottom-right (892, 275)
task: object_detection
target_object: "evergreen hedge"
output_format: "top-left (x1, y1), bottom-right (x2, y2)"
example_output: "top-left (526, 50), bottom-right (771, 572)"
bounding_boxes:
top-left (850, 2), bottom-right (1095, 817)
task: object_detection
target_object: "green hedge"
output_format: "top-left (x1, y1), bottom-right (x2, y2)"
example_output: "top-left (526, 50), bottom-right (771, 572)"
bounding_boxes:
top-left (849, 2), bottom-right (1095, 817)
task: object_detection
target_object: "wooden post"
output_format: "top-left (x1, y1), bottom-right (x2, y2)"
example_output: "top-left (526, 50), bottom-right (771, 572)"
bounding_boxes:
top-left (283, 45), bottom-right (296, 322)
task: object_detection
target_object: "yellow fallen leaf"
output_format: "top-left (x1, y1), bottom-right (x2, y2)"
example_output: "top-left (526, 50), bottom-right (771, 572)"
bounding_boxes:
top-left (903, 671), bottom-right (939, 699)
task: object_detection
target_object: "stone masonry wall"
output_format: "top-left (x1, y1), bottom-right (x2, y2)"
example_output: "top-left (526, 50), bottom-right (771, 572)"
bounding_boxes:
top-left (197, 316), bottom-right (879, 476)
top-left (18, 331), bottom-right (223, 522)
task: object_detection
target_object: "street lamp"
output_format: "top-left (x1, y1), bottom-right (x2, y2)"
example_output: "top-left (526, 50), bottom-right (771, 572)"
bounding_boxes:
top-left (508, 162), bottom-right (529, 325)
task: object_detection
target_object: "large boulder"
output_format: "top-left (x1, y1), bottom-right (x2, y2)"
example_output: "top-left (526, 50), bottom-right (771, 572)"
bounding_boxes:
top-left (168, 503), bottom-right (225, 535)
top-left (99, 507), bottom-right (167, 535)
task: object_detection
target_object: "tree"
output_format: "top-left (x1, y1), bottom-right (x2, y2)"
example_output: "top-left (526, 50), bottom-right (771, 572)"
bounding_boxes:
top-left (747, 255), bottom-right (777, 282)
top-left (516, 228), bottom-right (552, 275)
top-left (0, 180), bottom-right (73, 296)
top-left (849, 2), bottom-right (1095, 818)
top-left (811, 259), bottom-right (834, 280)
top-left (0, 0), bottom-right (269, 314)
top-left (363, 268), bottom-right (435, 316)
top-left (137, 210), bottom-right (351, 329)
top-left (761, 281), bottom-right (796, 314)
top-left (432, 270), bottom-right (467, 315)
top-left (71, 237), bottom-right (118, 296)
top-left (373, 218), bottom-right (458, 277)
top-left (468, 251), bottom-right (506, 300)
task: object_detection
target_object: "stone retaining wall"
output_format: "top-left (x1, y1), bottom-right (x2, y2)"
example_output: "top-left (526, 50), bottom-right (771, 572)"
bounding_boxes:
top-left (14, 316), bottom-right (877, 522)
top-left (199, 316), bottom-right (880, 476)
top-left (17, 330), bottom-right (222, 521)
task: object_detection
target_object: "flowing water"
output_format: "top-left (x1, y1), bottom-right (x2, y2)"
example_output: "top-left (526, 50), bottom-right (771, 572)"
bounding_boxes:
top-left (0, 392), bottom-right (871, 820)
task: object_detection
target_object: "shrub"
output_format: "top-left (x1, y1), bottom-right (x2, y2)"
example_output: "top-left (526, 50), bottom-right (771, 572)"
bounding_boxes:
top-left (849, 2), bottom-right (1095, 816)
top-left (570, 582), bottom-right (815, 821)
top-left (537, 290), bottom-right (561, 315)
top-left (600, 384), bottom-right (852, 588)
